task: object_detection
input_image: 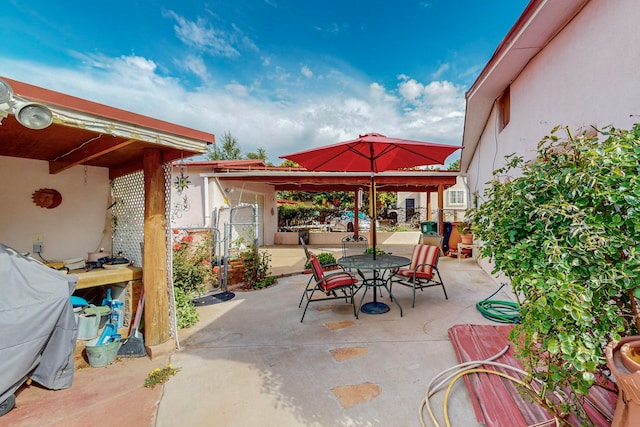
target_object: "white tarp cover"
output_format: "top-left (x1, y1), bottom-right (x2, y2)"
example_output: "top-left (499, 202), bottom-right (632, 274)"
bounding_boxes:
top-left (0, 244), bottom-right (78, 404)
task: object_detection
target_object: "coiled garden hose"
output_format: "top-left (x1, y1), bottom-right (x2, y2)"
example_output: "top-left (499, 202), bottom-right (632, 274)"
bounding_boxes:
top-left (419, 345), bottom-right (555, 427)
top-left (475, 283), bottom-right (520, 324)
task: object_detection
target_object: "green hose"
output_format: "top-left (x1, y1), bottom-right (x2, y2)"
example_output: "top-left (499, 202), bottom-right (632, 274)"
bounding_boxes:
top-left (475, 283), bottom-right (521, 324)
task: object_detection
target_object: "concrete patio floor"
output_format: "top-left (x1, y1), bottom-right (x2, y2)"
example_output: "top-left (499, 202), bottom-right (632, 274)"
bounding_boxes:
top-left (2, 243), bottom-right (515, 427)
top-left (158, 245), bottom-right (512, 427)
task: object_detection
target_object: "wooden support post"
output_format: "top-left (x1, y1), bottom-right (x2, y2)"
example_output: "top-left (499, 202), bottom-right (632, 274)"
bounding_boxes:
top-left (438, 184), bottom-right (444, 236)
top-left (143, 149), bottom-right (170, 346)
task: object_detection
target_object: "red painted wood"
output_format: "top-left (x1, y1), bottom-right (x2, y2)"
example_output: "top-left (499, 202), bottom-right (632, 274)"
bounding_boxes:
top-left (448, 324), bottom-right (616, 427)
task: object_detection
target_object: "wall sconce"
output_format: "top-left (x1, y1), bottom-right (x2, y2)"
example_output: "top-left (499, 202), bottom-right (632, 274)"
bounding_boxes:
top-left (0, 78), bottom-right (53, 130)
top-left (0, 79), bottom-right (11, 104)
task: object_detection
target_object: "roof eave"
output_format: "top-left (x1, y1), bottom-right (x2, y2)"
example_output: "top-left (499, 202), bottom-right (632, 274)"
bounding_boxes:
top-left (461, 0), bottom-right (590, 172)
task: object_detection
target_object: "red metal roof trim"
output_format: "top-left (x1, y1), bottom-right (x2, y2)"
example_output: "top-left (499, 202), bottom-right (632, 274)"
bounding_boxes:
top-left (3, 76), bottom-right (214, 144)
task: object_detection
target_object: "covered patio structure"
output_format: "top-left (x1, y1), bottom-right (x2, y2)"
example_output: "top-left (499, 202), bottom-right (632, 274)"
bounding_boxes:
top-left (199, 161), bottom-right (460, 239)
top-left (0, 77), bottom-right (213, 349)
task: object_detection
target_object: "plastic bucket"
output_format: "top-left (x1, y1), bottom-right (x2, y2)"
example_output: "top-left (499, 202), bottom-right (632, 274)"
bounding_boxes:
top-left (85, 338), bottom-right (121, 367)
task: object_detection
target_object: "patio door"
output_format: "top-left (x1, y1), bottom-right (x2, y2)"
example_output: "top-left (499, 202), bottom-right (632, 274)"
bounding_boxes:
top-left (405, 198), bottom-right (415, 222)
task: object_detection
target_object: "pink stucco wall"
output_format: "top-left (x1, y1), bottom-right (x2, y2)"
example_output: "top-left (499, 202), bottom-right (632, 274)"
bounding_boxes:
top-left (466, 0), bottom-right (640, 276)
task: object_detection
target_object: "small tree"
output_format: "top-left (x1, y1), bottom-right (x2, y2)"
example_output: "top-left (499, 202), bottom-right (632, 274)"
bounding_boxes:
top-left (207, 131), bottom-right (242, 160)
top-left (468, 124), bottom-right (640, 424)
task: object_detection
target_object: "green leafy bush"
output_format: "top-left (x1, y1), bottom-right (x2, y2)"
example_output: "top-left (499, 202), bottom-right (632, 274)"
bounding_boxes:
top-left (304, 252), bottom-right (337, 270)
top-left (468, 124), bottom-right (640, 424)
top-left (242, 240), bottom-right (277, 289)
top-left (172, 231), bottom-right (212, 328)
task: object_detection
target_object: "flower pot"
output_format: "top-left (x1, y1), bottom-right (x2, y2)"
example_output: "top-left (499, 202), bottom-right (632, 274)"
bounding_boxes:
top-left (606, 336), bottom-right (640, 426)
top-left (621, 341), bottom-right (640, 373)
top-left (460, 234), bottom-right (473, 245)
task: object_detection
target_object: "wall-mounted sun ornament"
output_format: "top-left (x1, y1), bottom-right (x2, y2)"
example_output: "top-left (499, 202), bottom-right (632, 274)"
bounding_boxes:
top-left (173, 172), bottom-right (191, 193)
top-left (32, 188), bottom-right (62, 209)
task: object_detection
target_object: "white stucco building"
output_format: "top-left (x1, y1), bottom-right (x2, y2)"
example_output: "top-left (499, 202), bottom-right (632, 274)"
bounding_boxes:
top-left (461, 0), bottom-right (640, 275)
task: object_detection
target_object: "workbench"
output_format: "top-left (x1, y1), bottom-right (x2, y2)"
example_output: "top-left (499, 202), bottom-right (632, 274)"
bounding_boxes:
top-left (70, 266), bottom-right (143, 327)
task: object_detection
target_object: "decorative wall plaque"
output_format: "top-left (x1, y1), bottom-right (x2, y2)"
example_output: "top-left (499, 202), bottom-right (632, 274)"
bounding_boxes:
top-left (32, 188), bottom-right (62, 209)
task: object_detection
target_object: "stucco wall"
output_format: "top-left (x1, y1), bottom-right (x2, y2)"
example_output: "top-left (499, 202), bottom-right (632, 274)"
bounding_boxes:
top-left (169, 168), bottom-right (278, 245)
top-left (0, 155), bottom-right (111, 260)
top-left (466, 0), bottom-right (640, 277)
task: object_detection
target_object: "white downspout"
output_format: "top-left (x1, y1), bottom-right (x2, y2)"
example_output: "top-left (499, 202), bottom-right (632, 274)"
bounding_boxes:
top-left (203, 176), bottom-right (210, 227)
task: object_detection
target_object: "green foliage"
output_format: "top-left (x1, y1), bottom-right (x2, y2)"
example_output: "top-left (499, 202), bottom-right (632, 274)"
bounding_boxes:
top-left (456, 221), bottom-right (471, 235)
top-left (277, 204), bottom-right (334, 227)
top-left (468, 124), bottom-right (640, 424)
top-left (144, 365), bottom-right (180, 388)
top-left (172, 232), bottom-right (213, 328)
top-left (304, 252), bottom-right (337, 270)
top-left (364, 247), bottom-right (386, 255)
top-left (174, 287), bottom-right (201, 328)
top-left (243, 240), bottom-right (277, 289)
top-left (206, 131), bottom-right (242, 160)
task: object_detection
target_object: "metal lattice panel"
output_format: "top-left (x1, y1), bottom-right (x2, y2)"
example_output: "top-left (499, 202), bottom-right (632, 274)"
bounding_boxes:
top-left (111, 165), bottom-right (178, 347)
top-left (164, 162), bottom-right (179, 347)
top-left (111, 171), bottom-right (144, 266)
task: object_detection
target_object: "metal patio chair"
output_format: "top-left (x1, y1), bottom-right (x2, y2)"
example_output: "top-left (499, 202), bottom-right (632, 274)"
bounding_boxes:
top-left (300, 252), bottom-right (358, 322)
top-left (298, 237), bottom-right (340, 308)
top-left (341, 234), bottom-right (372, 282)
top-left (389, 244), bottom-right (447, 308)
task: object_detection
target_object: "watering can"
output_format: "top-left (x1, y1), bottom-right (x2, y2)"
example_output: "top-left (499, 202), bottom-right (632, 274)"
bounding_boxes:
top-left (76, 304), bottom-right (102, 340)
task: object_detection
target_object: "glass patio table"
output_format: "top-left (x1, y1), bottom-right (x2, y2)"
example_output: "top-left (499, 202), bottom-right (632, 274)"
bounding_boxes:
top-left (337, 254), bottom-right (410, 316)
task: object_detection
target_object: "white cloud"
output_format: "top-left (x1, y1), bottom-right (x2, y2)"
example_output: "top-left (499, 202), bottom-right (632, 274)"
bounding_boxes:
top-left (1, 55), bottom-right (465, 165)
top-left (225, 81), bottom-right (250, 97)
top-left (180, 54), bottom-right (209, 81)
top-left (398, 79), bottom-right (424, 102)
top-left (164, 10), bottom-right (240, 58)
top-left (431, 63), bottom-right (450, 79)
top-left (301, 66), bottom-right (313, 79)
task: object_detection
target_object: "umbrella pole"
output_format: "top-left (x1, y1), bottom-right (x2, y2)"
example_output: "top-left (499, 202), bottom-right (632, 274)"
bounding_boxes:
top-left (370, 173), bottom-right (377, 260)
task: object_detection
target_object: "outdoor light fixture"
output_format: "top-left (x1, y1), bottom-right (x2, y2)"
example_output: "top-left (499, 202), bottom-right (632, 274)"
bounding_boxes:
top-left (14, 102), bottom-right (53, 130)
top-left (0, 79), bottom-right (12, 104)
top-left (0, 78), bottom-right (54, 129)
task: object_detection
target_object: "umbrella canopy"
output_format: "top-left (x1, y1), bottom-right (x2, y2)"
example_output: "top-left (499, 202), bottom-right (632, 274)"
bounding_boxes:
top-left (280, 133), bottom-right (462, 256)
top-left (279, 133), bottom-right (460, 173)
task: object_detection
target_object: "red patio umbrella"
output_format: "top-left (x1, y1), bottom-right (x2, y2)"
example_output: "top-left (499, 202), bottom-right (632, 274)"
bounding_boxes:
top-left (280, 133), bottom-right (462, 256)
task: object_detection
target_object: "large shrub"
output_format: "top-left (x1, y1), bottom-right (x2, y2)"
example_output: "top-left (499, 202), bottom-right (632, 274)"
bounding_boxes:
top-left (468, 124), bottom-right (640, 424)
top-left (172, 231), bottom-right (213, 328)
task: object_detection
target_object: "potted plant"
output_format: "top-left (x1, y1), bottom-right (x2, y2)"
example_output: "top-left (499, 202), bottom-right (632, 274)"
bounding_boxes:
top-left (456, 221), bottom-right (473, 245)
top-left (467, 124), bottom-right (640, 425)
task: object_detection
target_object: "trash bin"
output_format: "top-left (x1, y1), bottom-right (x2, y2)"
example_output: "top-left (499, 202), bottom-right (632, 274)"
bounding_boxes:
top-left (298, 229), bottom-right (310, 245)
top-left (420, 221), bottom-right (438, 235)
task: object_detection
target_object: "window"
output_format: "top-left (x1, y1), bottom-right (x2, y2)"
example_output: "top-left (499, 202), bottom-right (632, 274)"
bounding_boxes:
top-left (498, 85), bottom-right (510, 131)
top-left (448, 190), bottom-right (465, 206)
top-left (405, 198), bottom-right (415, 222)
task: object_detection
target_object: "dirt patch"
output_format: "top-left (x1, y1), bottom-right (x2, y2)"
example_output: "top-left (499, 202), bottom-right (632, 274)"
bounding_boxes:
top-left (332, 382), bottom-right (381, 408)
top-left (330, 346), bottom-right (368, 362)
top-left (325, 321), bottom-right (354, 330)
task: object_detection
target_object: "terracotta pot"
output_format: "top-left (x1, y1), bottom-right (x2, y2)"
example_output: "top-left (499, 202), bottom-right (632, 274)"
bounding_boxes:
top-left (606, 336), bottom-right (640, 427)
top-left (621, 341), bottom-right (640, 372)
top-left (460, 234), bottom-right (473, 245)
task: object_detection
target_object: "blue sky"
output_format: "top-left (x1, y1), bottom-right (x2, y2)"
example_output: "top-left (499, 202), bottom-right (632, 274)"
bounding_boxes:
top-left (1, 0), bottom-right (528, 164)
